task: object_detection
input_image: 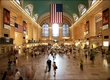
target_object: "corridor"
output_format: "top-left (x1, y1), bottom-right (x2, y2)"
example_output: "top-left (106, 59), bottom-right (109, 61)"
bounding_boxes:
top-left (0, 51), bottom-right (110, 80)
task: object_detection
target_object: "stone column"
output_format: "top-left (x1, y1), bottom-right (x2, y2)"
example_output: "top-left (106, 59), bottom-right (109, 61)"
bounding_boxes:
top-left (33, 26), bottom-right (35, 40)
top-left (89, 15), bottom-right (96, 48)
top-left (59, 27), bottom-right (62, 41)
top-left (38, 27), bottom-right (42, 40)
top-left (28, 22), bottom-right (32, 40)
top-left (70, 27), bottom-right (72, 40)
top-left (14, 15), bottom-right (23, 46)
top-left (71, 25), bottom-right (74, 41)
top-left (89, 15), bottom-right (96, 37)
top-left (36, 25), bottom-right (38, 41)
top-left (73, 26), bottom-right (79, 40)
top-left (79, 22), bottom-right (85, 39)
top-left (49, 27), bottom-right (52, 40)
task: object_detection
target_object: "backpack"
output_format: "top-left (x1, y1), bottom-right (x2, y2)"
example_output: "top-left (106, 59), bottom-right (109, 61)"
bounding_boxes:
top-left (19, 76), bottom-right (23, 80)
top-left (54, 66), bottom-right (58, 69)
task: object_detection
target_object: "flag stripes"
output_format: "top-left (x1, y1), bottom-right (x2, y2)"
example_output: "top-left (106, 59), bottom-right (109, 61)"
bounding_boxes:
top-left (14, 23), bottom-right (23, 33)
top-left (50, 4), bottom-right (63, 23)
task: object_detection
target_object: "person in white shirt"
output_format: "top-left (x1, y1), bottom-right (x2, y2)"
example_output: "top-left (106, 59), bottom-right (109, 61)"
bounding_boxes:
top-left (52, 52), bottom-right (55, 60)
top-left (15, 69), bottom-right (20, 80)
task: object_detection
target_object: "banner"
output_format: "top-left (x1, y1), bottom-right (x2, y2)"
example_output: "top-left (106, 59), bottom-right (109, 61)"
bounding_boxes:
top-left (102, 8), bottom-right (109, 26)
top-left (3, 8), bottom-right (10, 25)
top-left (14, 23), bottom-right (23, 33)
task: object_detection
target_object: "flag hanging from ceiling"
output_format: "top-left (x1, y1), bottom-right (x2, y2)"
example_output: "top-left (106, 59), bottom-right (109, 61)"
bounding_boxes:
top-left (50, 4), bottom-right (63, 23)
top-left (14, 23), bottom-right (23, 33)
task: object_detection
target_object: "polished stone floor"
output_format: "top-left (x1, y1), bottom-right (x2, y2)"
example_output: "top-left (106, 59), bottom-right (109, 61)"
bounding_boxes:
top-left (0, 51), bottom-right (110, 80)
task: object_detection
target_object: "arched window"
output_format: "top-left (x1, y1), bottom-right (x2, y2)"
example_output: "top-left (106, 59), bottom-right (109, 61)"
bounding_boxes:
top-left (33, 14), bottom-right (38, 21)
top-left (33, 16), bottom-right (36, 21)
top-left (89, 0), bottom-right (97, 6)
top-left (81, 7), bottom-right (86, 15)
top-left (25, 4), bottom-right (33, 16)
top-left (91, 0), bottom-right (97, 5)
top-left (25, 7), bottom-right (31, 15)
top-left (42, 23), bottom-right (49, 37)
top-left (52, 23), bottom-right (59, 37)
top-left (73, 13), bottom-right (79, 22)
top-left (62, 23), bottom-right (69, 37)
top-left (78, 4), bottom-right (87, 16)
top-left (15, 0), bottom-right (21, 5)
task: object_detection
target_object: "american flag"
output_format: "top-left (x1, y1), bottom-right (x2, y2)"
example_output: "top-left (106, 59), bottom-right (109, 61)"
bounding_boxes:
top-left (14, 23), bottom-right (23, 33)
top-left (50, 4), bottom-right (63, 23)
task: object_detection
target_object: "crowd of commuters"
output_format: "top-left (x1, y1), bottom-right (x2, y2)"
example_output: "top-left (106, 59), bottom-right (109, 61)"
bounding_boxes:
top-left (1, 44), bottom-right (110, 79)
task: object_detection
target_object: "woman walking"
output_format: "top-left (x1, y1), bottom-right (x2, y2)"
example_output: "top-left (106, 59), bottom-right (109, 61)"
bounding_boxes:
top-left (53, 62), bottom-right (58, 77)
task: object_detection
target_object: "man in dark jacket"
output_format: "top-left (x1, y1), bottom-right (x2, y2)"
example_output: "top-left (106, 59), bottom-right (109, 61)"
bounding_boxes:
top-left (2, 69), bottom-right (8, 80)
top-left (47, 59), bottom-right (51, 72)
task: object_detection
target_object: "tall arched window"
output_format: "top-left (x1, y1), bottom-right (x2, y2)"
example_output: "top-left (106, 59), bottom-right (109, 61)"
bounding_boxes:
top-left (25, 4), bottom-right (33, 16)
top-left (91, 0), bottom-right (97, 5)
top-left (62, 23), bottom-right (69, 37)
top-left (42, 23), bottom-right (49, 37)
top-left (33, 16), bottom-right (36, 21)
top-left (15, 0), bottom-right (23, 7)
top-left (78, 4), bottom-right (87, 16)
top-left (89, 0), bottom-right (97, 7)
top-left (73, 13), bottom-right (79, 22)
top-left (81, 7), bottom-right (86, 15)
top-left (52, 23), bottom-right (59, 37)
top-left (25, 7), bottom-right (31, 15)
top-left (33, 14), bottom-right (38, 21)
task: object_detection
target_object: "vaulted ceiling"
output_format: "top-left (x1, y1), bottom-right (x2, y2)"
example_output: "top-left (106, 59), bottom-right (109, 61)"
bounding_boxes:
top-left (23, 0), bottom-right (88, 19)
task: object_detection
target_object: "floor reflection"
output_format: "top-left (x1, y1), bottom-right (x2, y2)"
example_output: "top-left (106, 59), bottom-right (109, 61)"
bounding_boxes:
top-left (0, 52), bottom-right (110, 79)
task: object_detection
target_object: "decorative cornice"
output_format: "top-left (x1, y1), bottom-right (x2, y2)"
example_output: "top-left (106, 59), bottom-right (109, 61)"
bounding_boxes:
top-left (38, 12), bottom-right (74, 26)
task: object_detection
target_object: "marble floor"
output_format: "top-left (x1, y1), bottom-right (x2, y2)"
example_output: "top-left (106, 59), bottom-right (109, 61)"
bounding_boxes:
top-left (0, 51), bottom-right (110, 80)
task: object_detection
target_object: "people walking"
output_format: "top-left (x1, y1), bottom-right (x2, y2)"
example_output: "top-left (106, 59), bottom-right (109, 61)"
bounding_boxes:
top-left (46, 59), bottom-right (51, 72)
top-left (52, 52), bottom-right (56, 60)
top-left (15, 69), bottom-right (20, 80)
top-left (90, 50), bottom-right (95, 64)
top-left (53, 62), bottom-right (58, 77)
top-left (8, 59), bottom-right (11, 70)
top-left (85, 50), bottom-right (88, 59)
top-left (80, 59), bottom-right (83, 71)
top-left (2, 69), bottom-right (8, 80)
top-left (102, 49), bottom-right (105, 57)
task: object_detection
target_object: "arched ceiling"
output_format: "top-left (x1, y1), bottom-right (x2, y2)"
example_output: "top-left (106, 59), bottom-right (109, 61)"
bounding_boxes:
top-left (23, 0), bottom-right (88, 19)
top-left (37, 12), bottom-right (74, 27)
